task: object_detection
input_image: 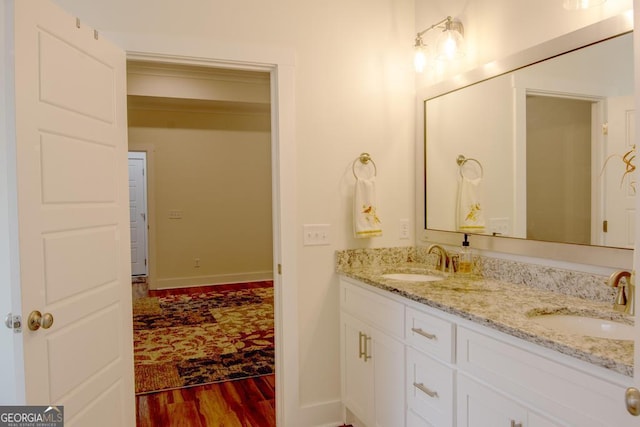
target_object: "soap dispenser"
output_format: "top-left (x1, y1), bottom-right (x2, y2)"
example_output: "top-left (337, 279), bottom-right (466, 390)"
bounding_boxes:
top-left (459, 234), bottom-right (473, 275)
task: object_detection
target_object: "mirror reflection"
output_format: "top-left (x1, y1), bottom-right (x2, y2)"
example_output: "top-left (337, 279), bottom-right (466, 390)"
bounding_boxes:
top-left (425, 32), bottom-right (634, 249)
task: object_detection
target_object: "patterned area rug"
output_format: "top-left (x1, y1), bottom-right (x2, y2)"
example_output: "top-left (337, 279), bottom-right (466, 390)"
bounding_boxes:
top-left (133, 285), bottom-right (274, 395)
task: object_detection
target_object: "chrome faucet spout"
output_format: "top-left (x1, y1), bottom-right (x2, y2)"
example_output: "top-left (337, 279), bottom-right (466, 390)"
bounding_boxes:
top-left (609, 270), bottom-right (633, 315)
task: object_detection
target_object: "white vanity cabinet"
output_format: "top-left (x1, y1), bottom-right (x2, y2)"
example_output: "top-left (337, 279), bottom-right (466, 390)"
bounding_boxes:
top-left (457, 374), bottom-right (562, 427)
top-left (339, 277), bottom-right (633, 427)
top-left (340, 279), bottom-right (405, 427)
top-left (405, 307), bottom-right (456, 426)
top-left (456, 326), bottom-right (631, 427)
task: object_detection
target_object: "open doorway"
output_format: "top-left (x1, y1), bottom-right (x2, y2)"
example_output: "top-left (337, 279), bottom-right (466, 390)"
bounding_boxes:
top-left (126, 61), bottom-right (276, 425)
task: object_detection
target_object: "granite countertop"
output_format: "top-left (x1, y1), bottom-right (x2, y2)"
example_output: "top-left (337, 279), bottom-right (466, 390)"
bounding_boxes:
top-left (339, 262), bottom-right (633, 377)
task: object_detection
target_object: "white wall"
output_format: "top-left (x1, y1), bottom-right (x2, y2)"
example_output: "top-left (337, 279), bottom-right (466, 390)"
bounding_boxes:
top-left (416, 0), bottom-right (633, 87)
top-left (51, 0), bottom-right (417, 422)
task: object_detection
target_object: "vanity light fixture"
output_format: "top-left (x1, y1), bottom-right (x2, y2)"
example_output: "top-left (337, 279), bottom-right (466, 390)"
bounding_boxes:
top-left (414, 16), bottom-right (465, 72)
top-left (563, 0), bottom-right (606, 10)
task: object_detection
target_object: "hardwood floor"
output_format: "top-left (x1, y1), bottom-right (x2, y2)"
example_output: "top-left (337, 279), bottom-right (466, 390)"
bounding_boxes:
top-left (135, 281), bottom-right (276, 426)
top-left (147, 280), bottom-right (273, 297)
top-left (136, 375), bottom-right (276, 427)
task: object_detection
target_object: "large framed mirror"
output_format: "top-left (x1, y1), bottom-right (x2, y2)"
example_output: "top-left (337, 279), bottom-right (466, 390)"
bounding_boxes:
top-left (417, 12), bottom-right (634, 270)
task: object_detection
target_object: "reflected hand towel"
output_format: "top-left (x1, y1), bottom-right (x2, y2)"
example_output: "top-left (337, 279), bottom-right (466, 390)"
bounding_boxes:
top-left (354, 177), bottom-right (382, 238)
top-left (457, 176), bottom-right (485, 232)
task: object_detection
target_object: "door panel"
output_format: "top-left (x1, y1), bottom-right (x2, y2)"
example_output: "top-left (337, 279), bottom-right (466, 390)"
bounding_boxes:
top-left (41, 133), bottom-right (116, 203)
top-left (604, 95), bottom-right (635, 248)
top-left (12, 0), bottom-right (134, 424)
top-left (128, 153), bottom-right (147, 276)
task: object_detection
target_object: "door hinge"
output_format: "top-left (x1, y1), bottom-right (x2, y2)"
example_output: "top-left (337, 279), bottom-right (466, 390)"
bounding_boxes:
top-left (4, 313), bottom-right (22, 333)
top-left (602, 122), bottom-right (609, 135)
top-left (144, 259), bottom-right (147, 266)
top-left (277, 264), bottom-right (282, 275)
top-left (142, 168), bottom-right (145, 176)
top-left (603, 220), bottom-right (608, 233)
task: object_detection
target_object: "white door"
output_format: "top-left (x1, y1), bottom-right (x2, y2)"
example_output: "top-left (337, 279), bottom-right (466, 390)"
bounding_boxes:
top-left (7, 0), bottom-right (134, 425)
top-left (128, 152), bottom-right (148, 276)
top-left (603, 96), bottom-right (635, 248)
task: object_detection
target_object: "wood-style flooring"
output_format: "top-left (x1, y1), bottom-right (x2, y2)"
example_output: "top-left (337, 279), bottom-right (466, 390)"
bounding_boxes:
top-left (136, 375), bottom-right (275, 427)
top-left (135, 281), bottom-right (275, 426)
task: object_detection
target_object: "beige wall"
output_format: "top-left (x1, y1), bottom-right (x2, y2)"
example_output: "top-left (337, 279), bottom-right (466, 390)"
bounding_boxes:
top-left (129, 107), bottom-right (272, 289)
top-left (526, 96), bottom-right (592, 245)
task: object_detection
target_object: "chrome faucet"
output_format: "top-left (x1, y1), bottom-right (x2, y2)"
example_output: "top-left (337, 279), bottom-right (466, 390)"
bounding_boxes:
top-left (609, 270), bottom-right (634, 315)
top-left (427, 244), bottom-right (451, 272)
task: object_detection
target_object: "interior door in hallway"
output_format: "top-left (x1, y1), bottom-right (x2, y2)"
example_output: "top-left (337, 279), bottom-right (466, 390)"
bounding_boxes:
top-left (128, 152), bottom-right (148, 276)
top-left (7, 0), bottom-right (135, 424)
top-left (602, 95), bottom-right (635, 248)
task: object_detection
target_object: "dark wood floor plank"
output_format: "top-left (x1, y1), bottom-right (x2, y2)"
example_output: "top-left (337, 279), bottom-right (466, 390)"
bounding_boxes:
top-left (136, 376), bottom-right (276, 426)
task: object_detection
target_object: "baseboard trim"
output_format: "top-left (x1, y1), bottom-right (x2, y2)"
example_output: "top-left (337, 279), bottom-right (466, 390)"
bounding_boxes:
top-left (298, 399), bottom-right (343, 427)
top-left (152, 271), bottom-right (273, 290)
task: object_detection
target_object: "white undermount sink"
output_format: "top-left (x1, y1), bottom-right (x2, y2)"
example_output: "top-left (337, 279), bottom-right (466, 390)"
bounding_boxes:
top-left (381, 273), bottom-right (443, 282)
top-left (530, 314), bottom-right (634, 340)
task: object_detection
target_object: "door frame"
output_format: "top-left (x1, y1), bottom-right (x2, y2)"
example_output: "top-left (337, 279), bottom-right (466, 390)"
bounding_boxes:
top-left (123, 43), bottom-right (298, 425)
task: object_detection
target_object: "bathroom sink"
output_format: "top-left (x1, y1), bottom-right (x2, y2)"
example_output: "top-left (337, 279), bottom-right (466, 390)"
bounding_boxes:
top-left (381, 273), bottom-right (443, 282)
top-left (530, 314), bottom-right (634, 340)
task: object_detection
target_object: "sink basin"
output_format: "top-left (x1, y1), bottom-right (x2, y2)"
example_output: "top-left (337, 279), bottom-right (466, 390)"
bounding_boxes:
top-left (381, 273), bottom-right (443, 282)
top-left (530, 314), bottom-right (634, 340)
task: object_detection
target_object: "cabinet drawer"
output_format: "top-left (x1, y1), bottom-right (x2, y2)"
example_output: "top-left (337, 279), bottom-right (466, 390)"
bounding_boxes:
top-left (406, 347), bottom-right (454, 427)
top-left (340, 280), bottom-right (404, 338)
top-left (406, 306), bottom-right (455, 363)
top-left (457, 326), bottom-right (629, 426)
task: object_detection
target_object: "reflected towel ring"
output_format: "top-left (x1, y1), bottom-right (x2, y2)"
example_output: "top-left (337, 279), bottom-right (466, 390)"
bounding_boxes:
top-left (456, 154), bottom-right (483, 179)
top-left (352, 152), bottom-right (378, 179)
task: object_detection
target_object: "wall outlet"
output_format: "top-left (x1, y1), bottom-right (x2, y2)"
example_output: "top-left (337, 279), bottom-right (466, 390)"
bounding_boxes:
top-left (194, 258), bottom-right (200, 268)
top-left (489, 217), bottom-right (510, 236)
top-left (399, 219), bottom-right (410, 239)
top-left (303, 224), bottom-right (331, 246)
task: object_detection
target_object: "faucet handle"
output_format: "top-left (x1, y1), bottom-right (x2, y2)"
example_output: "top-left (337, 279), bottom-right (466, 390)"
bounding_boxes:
top-left (448, 254), bottom-right (459, 273)
top-left (613, 286), bottom-right (627, 312)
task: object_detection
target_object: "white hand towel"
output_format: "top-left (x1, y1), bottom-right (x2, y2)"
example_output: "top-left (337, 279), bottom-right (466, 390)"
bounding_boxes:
top-left (457, 176), bottom-right (486, 232)
top-left (354, 177), bottom-right (382, 238)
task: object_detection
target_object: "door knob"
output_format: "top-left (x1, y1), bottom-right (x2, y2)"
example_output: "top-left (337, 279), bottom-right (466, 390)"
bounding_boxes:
top-left (626, 387), bottom-right (640, 416)
top-left (28, 310), bottom-right (54, 331)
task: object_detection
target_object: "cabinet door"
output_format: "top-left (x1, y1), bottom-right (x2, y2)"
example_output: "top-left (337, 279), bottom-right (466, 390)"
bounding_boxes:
top-left (372, 328), bottom-right (405, 427)
top-left (341, 312), bottom-right (374, 425)
top-left (457, 374), bottom-right (527, 427)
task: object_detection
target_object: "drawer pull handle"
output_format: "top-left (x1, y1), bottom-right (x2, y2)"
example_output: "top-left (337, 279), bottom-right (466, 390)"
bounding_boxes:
top-left (358, 332), bottom-right (372, 362)
top-left (364, 334), bottom-right (371, 361)
top-left (413, 382), bottom-right (438, 398)
top-left (510, 421), bottom-right (522, 427)
top-left (411, 327), bottom-right (436, 340)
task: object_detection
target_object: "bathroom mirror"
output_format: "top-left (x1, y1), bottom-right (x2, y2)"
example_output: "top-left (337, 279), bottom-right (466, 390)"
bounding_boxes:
top-left (420, 13), bottom-right (634, 268)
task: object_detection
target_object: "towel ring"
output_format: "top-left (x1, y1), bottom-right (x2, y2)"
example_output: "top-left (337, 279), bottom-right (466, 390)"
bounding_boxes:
top-left (352, 152), bottom-right (377, 179)
top-left (456, 154), bottom-right (483, 179)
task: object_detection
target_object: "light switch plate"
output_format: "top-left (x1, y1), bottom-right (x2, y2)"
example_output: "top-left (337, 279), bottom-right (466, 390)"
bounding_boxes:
top-left (489, 217), bottom-right (509, 236)
top-left (168, 210), bottom-right (183, 219)
top-left (399, 219), bottom-right (410, 239)
top-left (303, 224), bottom-right (331, 246)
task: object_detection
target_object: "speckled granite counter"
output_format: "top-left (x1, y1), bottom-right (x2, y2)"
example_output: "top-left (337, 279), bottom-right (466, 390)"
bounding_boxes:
top-left (337, 251), bottom-right (633, 378)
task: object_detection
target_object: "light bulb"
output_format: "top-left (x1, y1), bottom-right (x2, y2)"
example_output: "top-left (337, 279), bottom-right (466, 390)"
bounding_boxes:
top-left (563, 0), bottom-right (606, 9)
top-left (414, 47), bottom-right (427, 73)
top-left (436, 29), bottom-right (464, 60)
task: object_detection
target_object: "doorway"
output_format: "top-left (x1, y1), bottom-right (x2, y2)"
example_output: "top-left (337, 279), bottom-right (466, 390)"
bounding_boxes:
top-left (128, 151), bottom-right (148, 277)
top-left (127, 61), bottom-right (276, 425)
